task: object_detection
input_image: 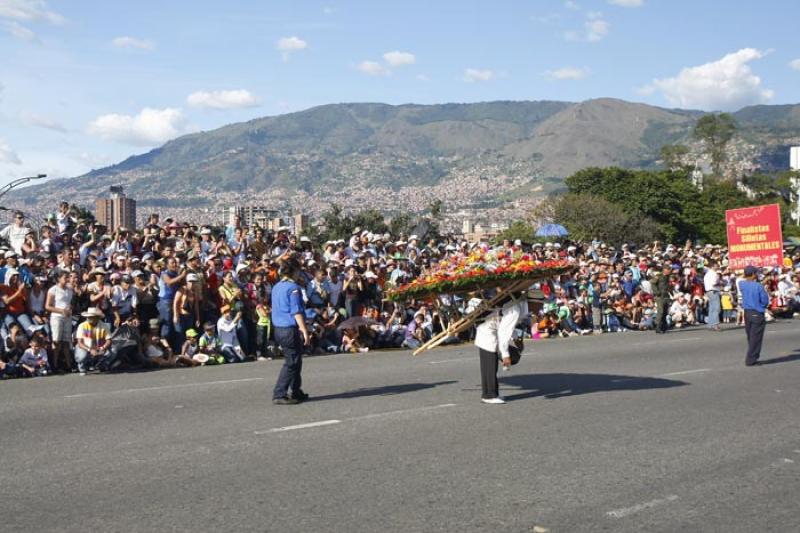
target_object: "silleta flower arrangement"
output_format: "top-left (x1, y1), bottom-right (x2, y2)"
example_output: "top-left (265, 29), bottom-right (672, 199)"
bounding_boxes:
top-left (386, 249), bottom-right (575, 302)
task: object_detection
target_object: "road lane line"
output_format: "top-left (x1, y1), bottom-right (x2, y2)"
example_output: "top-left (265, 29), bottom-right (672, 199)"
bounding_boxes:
top-left (64, 377), bottom-right (265, 398)
top-left (658, 368), bottom-right (711, 378)
top-left (606, 495), bottom-right (678, 519)
top-left (350, 403), bottom-right (457, 421)
top-left (260, 420), bottom-right (342, 433)
top-left (429, 358), bottom-right (471, 365)
top-left (255, 403), bottom-right (458, 435)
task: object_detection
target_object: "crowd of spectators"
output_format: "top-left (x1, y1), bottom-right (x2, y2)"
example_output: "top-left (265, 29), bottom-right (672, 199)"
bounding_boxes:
top-left (1, 204), bottom-right (799, 380)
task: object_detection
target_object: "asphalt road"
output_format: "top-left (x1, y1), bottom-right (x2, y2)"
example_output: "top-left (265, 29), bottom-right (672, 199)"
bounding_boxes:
top-left (2, 321), bottom-right (800, 533)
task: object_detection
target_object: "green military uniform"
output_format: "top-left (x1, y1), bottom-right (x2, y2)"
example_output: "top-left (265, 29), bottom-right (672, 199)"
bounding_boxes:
top-left (653, 272), bottom-right (671, 333)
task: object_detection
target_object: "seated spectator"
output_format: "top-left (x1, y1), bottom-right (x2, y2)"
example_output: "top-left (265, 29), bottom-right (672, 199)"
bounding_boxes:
top-left (19, 336), bottom-right (50, 377)
top-left (98, 315), bottom-right (146, 372)
top-left (401, 312), bottom-right (426, 350)
top-left (217, 306), bottom-right (246, 363)
top-left (180, 328), bottom-right (207, 365)
top-left (74, 307), bottom-right (110, 375)
top-left (669, 294), bottom-right (693, 328)
top-left (198, 321), bottom-right (226, 365)
top-left (143, 318), bottom-right (178, 368)
top-left (3, 322), bottom-right (28, 364)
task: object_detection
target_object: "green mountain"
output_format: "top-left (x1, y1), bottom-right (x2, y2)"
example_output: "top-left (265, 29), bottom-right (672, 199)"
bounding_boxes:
top-left (11, 98), bottom-right (800, 217)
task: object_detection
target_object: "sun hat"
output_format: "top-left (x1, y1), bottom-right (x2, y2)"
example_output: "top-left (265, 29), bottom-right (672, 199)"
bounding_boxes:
top-left (220, 304), bottom-right (232, 314)
top-left (192, 353), bottom-right (209, 364)
top-left (81, 307), bottom-right (104, 318)
top-left (185, 328), bottom-right (199, 338)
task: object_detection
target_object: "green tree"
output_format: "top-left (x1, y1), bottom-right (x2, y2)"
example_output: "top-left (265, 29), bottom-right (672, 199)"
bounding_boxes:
top-left (428, 199), bottom-right (443, 219)
top-left (551, 193), bottom-right (663, 245)
top-left (494, 220), bottom-right (537, 245)
top-left (693, 113), bottom-right (737, 175)
top-left (659, 144), bottom-right (690, 171)
top-left (70, 204), bottom-right (95, 224)
top-left (564, 167), bottom-right (695, 240)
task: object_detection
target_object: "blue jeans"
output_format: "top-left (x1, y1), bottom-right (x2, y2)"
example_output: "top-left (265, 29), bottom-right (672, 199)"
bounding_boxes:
top-left (272, 326), bottom-right (303, 399)
top-left (706, 291), bottom-right (721, 327)
top-left (157, 299), bottom-right (175, 348)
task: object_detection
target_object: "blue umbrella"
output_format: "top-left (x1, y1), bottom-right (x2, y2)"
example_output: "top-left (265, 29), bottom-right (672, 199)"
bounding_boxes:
top-left (535, 223), bottom-right (569, 238)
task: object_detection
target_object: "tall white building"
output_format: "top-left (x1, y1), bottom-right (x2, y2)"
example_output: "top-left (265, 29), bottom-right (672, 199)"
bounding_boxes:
top-left (791, 146), bottom-right (800, 171)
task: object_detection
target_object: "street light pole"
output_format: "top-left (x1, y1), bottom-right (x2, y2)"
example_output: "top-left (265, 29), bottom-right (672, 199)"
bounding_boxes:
top-left (0, 174), bottom-right (47, 206)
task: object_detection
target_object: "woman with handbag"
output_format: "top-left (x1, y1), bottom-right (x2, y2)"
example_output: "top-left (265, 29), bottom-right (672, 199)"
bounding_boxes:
top-left (473, 292), bottom-right (527, 405)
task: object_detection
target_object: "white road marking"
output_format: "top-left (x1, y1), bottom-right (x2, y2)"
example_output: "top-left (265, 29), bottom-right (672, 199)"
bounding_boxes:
top-left (255, 403), bottom-right (458, 435)
top-left (783, 458), bottom-right (795, 464)
top-left (429, 358), bottom-right (471, 365)
top-left (658, 368), bottom-right (711, 378)
top-left (261, 420), bottom-right (342, 433)
top-left (606, 495), bottom-right (678, 519)
top-left (64, 377), bottom-right (265, 398)
top-left (632, 336), bottom-right (702, 346)
top-left (352, 403), bottom-right (457, 421)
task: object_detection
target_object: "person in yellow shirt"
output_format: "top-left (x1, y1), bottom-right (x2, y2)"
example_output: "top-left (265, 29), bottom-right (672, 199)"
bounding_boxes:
top-left (721, 289), bottom-right (734, 323)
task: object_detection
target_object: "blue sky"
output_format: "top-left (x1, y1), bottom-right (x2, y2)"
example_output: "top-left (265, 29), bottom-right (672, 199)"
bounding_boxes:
top-left (1, 0), bottom-right (799, 186)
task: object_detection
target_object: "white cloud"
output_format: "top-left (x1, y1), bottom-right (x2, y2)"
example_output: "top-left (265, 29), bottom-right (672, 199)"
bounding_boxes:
top-left (277, 36), bottom-right (308, 61)
top-left (357, 60), bottom-right (390, 77)
top-left (187, 89), bottom-right (260, 109)
top-left (22, 112), bottom-right (67, 132)
top-left (545, 66), bottom-right (590, 80)
top-left (0, 0), bottom-right (65, 25)
top-left (0, 138), bottom-right (22, 165)
top-left (564, 1), bottom-right (580, 10)
top-left (564, 12), bottom-right (610, 42)
top-left (463, 68), bottom-right (494, 82)
top-left (112, 36), bottom-right (156, 51)
top-left (3, 20), bottom-right (37, 41)
top-left (790, 59), bottom-right (800, 71)
top-left (416, 74), bottom-right (430, 82)
top-left (645, 48), bottom-right (774, 111)
top-left (87, 107), bottom-right (187, 146)
top-left (383, 51), bottom-right (415, 67)
top-left (586, 17), bottom-right (609, 41)
top-left (609, 0), bottom-right (643, 6)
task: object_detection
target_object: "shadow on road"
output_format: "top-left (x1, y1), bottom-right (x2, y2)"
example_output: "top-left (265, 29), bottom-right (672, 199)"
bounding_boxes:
top-left (761, 350), bottom-right (800, 366)
top-left (499, 373), bottom-right (686, 401)
top-left (311, 380), bottom-right (458, 401)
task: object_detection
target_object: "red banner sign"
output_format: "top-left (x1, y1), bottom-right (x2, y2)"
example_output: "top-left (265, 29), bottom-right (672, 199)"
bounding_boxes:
top-left (725, 203), bottom-right (784, 270)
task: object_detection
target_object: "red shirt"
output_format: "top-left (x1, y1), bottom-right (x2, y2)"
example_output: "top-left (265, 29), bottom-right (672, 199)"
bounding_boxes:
top-left (1, 285), bottom-right (27, 315)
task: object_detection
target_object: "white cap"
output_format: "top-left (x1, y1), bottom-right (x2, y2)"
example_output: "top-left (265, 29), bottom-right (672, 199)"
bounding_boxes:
top-left (409, 234), bottom-right (419, 241)
top-left (514, 239), bottom-right (522, 246)
top-left (364, 271), bottom-right (378, 279)
top-left (299, 236), bottom-right (311, 243)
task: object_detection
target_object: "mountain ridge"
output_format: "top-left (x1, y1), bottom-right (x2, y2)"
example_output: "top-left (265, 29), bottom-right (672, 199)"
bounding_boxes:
top-left (10, 98), bottom-right (800, 222)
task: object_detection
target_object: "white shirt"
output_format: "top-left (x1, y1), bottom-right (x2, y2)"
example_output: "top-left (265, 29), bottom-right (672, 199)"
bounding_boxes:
top-left (474, 297), bottom-right (526, 358)
top-left (0, 224), bottom-right (29, 255)
top-left (703, 269), bottom-right (719, 292)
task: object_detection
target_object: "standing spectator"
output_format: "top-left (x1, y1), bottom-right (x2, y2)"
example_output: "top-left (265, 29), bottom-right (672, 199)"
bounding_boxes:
top-left (704, 260), bottom-right (721, 331)
top-left (0, 211), bottom-right (31, 255)
top-left (45, 271), bottom-right (74, 372)
top-left (158, 257), bottom-right (186, 351)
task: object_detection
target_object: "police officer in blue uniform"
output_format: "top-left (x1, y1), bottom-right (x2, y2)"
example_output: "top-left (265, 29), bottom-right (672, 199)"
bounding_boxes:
top-left (740, 264), bottom-right (770, 366)
top-left (272, 259), bottom-right (311, 404)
